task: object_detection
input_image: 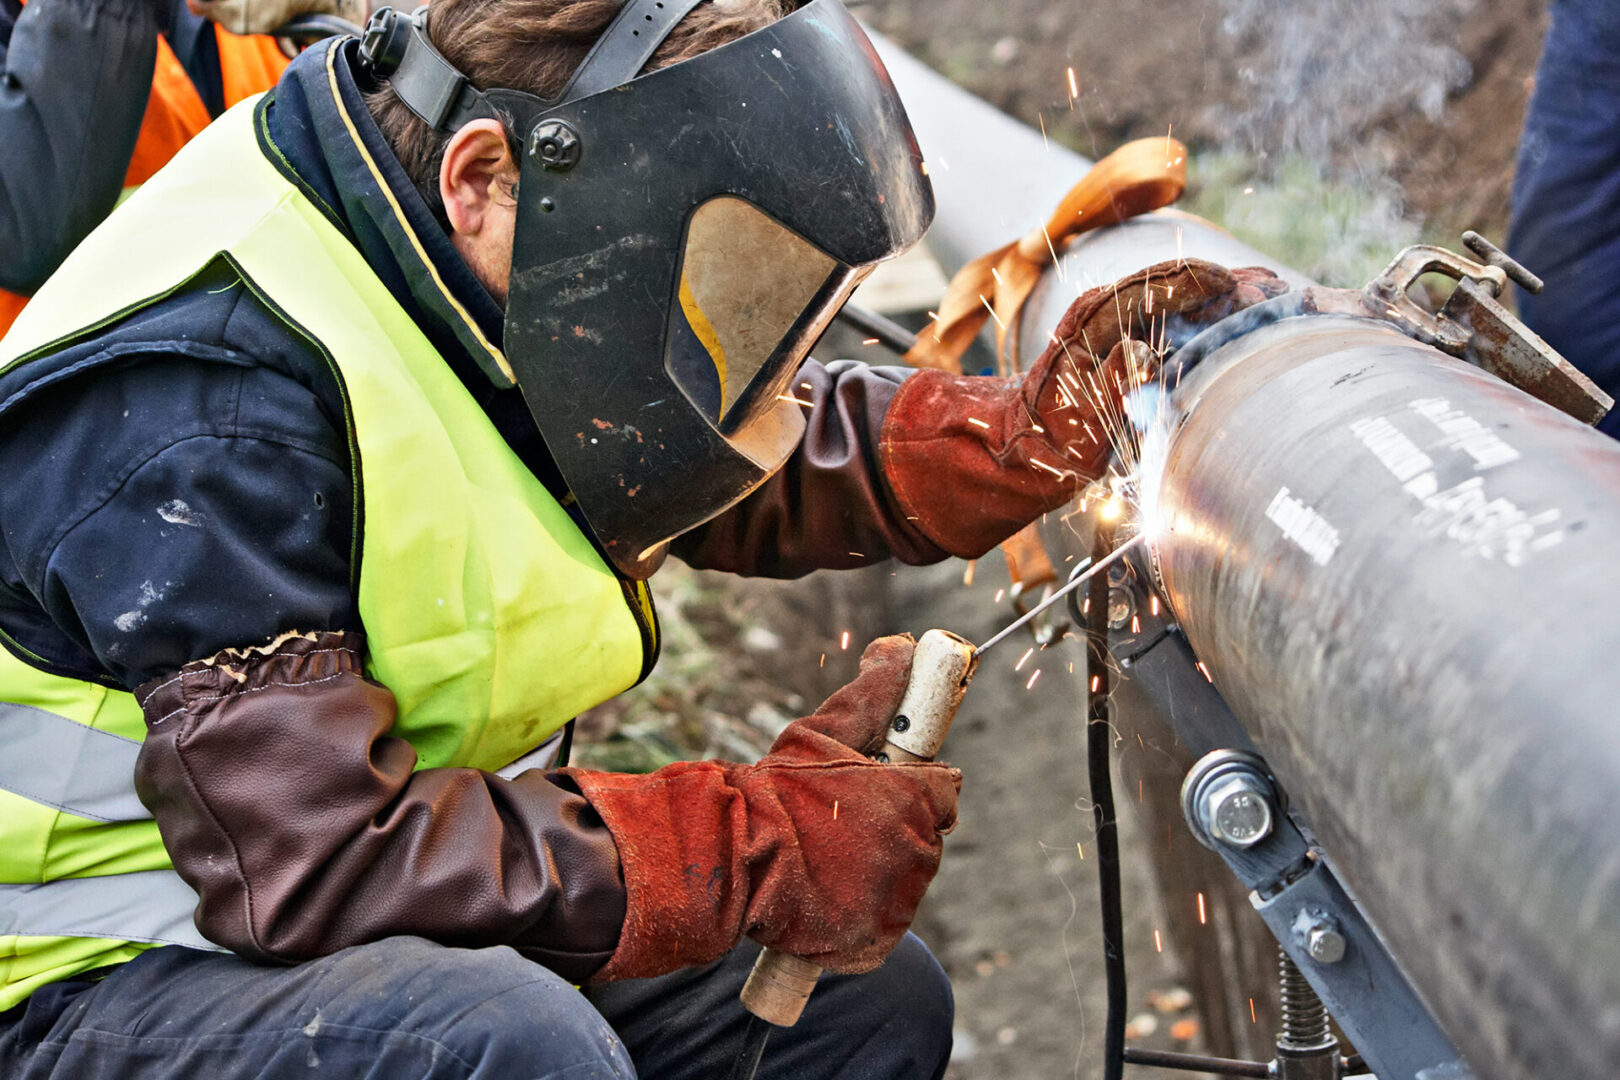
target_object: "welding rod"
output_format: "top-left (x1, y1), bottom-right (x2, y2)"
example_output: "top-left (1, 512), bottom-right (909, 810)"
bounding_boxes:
top-left (973, 532), bottom-right (1146, 659)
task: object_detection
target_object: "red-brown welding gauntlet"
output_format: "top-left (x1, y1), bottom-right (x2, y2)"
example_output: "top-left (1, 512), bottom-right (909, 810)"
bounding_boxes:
top-left (562, 635), bottom-right (961, 983)
top-left (879, 258), bottom-right (1288, 557)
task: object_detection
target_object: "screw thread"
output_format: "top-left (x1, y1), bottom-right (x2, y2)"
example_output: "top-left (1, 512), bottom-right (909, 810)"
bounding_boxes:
top-left (1277, 948), bottom-right (1330, 1048)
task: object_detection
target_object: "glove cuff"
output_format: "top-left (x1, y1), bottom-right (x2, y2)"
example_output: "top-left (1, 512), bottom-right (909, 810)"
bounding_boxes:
top-left (879, 368), bottom-right (1086, 558)
top-left (565, 761), bottom-right (749, 982)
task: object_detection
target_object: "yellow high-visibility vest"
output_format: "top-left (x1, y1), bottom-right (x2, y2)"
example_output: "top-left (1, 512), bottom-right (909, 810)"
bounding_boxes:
top-left (0, 82), bottom-right (657, 1009)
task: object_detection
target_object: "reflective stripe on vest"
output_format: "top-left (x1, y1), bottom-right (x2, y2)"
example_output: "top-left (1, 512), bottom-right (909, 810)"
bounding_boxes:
top-left (0, 79), bottom-right (657, 1009)
top-left (0, 873), bottom-right (218, 952)
top-left (0, 703), bottom-right (149, 823)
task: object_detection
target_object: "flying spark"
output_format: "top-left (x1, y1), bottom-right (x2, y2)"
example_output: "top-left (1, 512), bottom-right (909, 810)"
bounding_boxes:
top-left (1197, 892), bottom-right (1207, 924)
top-left (979, 295), bottom-right (1006, 330)
top-left (840, 631), bottom-right (850, 650)
top-left (1026, 669), bottom-right (1041, 690)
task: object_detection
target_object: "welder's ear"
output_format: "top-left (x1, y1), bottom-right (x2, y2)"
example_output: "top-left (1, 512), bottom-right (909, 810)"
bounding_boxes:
top-left (439, 119), bottom-right (520, 239)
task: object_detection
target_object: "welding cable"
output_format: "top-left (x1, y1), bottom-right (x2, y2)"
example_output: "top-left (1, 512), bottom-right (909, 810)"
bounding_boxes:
top-left (1074, 523), bottom-right (1127, 1080)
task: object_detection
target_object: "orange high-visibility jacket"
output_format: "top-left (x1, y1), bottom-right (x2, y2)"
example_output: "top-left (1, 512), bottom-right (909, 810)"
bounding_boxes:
top-left (0, 28), bottom-right (288, 334)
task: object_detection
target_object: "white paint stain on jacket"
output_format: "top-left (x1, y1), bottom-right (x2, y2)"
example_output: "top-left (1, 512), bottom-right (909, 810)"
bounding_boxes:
top-left (114, 580), bottom-right (169, 633)
top-left (157, 499), bottom-right (204, 527)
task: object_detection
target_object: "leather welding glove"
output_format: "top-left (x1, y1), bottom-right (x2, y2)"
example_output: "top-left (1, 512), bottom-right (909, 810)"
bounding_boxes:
top-left (188, 0), bottom-right (367, 36)
top-left (879, 258), bottom-right (1288, 557)
top-left (561, 635), bottom-right (960, 982)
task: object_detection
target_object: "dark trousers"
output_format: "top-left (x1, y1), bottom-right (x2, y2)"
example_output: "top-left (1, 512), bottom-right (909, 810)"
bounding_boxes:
top-left (0, 933), bottom-right (952, 1079)
top-left (1508, 0), bottom-right (1620, 437)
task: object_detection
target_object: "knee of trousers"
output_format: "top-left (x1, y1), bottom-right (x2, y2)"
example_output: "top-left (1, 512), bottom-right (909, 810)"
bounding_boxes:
top-left (831, 932), bottom-right (955, 1064)
top-left (320, 937), bottom-right (634, 1076)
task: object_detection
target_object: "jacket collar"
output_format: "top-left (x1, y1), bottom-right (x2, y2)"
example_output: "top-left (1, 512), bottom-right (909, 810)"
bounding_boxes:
top-left (260, 38), bottom-right (516, 399)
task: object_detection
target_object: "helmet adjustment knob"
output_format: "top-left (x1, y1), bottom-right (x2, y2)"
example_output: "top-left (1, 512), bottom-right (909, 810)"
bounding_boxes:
top-left (530, 121), bottom-right (582, 171)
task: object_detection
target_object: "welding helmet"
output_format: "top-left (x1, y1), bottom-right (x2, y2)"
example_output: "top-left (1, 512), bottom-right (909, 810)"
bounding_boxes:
top-left (357, 0), bottom-right (935, 577)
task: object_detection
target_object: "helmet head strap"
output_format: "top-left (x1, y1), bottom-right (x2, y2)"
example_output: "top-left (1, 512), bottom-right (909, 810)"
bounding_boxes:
top-left (357, 0), bottom-right (708, 133)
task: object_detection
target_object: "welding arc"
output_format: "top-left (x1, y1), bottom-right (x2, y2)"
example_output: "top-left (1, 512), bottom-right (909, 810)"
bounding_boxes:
top-left (973, 533), bottom-right (1145, 659)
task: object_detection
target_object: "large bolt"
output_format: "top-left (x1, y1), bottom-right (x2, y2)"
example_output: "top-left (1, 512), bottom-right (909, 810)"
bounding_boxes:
top-left (1180, 751), bottom-right (1283, 852)
top-left (1197, 772), bottom-right (1275, 848)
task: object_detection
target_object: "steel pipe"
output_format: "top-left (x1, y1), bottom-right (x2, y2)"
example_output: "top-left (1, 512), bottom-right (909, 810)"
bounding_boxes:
top-left (876, 34), bottom-right (1620, 1080)
top-left (1155, 314), bottom-right (1620, 1080)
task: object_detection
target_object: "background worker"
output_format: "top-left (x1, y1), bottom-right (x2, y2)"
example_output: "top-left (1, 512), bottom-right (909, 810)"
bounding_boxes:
top-left (0, 0), bottom-right (1278, 1076)
top-left (1509, 0), bottom-right (1620, 436)
top-left (0, 0), bottom-right (367, 335)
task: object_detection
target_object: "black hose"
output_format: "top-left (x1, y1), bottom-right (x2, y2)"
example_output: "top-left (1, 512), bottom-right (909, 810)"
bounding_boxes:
top-left (834, 302), bottom-right (919, 356)
top-left (1076, 522), bottom-right (1127, 1080)
top-left (1120, 1047), bottom-right (1270, 1077)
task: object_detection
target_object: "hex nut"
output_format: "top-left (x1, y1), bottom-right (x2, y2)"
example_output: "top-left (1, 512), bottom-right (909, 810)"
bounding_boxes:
top-left (1307, 925), bottom-right (1347, 964)
top-left (1107, 587), bottom-right (1134, 630)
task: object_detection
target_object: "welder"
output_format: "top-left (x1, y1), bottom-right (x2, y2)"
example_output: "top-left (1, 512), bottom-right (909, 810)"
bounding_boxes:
top-left (0, 1), bottom-right (1269, 1076)
top-left (0, 0), bottom-right (363, 335)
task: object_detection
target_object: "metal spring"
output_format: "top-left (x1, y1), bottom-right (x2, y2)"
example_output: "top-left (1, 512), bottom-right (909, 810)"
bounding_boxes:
top-left (1278, 948), bottom-right (1330, 1048)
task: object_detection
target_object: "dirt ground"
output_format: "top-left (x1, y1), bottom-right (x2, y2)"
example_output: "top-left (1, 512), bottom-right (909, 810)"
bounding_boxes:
top-left (579, 4), bottom-right (1552, 1076)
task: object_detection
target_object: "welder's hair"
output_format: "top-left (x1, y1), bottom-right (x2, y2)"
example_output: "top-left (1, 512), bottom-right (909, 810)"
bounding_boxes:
top-left (366, 0), bottom-right (788, 230)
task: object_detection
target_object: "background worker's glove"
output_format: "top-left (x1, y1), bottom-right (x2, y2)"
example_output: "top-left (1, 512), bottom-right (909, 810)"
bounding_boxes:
top-left (562, 635), bottom-right (960, 982)
top-left (188, 0), bottom-right (367, 36)
top-left (878, 258), bottom-right (1287, 557)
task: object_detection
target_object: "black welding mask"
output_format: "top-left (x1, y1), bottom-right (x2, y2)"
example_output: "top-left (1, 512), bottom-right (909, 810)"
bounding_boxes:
top-left (357, 0), bottom-right (935, 577)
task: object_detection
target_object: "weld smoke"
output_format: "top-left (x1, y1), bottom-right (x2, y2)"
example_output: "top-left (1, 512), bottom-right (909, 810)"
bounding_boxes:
top-left (1212, 0), bottom-right (1473, 167)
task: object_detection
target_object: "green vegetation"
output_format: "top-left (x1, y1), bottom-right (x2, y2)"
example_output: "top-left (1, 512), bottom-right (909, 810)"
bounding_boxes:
top-left (1181, 150), bottom-right (1425, 288)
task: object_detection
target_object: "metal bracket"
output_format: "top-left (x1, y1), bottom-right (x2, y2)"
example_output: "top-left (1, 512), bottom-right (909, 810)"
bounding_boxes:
top-left (1440, 278), bottom-right (1612, 425)
top-left (1180, 750), bottom-right (1475, 1080)
top-left (1362, 244), bottom-right (1507, 355)
top-left (1349, 237), bottom-right (1612, 426)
